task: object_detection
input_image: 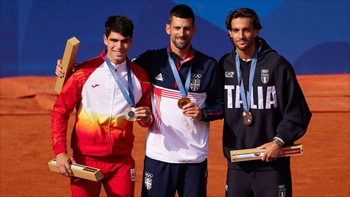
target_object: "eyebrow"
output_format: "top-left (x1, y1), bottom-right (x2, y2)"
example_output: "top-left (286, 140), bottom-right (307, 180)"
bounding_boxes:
top-left (109, 38), bottom-right (130, 42)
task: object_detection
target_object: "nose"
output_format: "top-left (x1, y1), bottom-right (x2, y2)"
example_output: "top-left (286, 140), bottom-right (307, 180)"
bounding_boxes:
top-left (238, 30), bottom-right (244, 39)
top-left (178, 28), bottom-right (184, 37)
top-left (115, 41), bottom-right (123, 49)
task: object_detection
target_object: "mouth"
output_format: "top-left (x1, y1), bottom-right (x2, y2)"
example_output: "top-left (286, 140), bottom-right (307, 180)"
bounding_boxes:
top-left (236, 39), bottom-right (247, 45)
top-left (176, 37), bottom-right (187, 43)
top-left (113, 51), bottom-right (124, 57)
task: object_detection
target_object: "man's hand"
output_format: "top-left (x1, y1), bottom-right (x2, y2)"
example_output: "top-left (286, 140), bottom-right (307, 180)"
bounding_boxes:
top-left (55, 153), bottom-right (77, 177)
top-left (135, 106), bottom-right (152, 124)
top-left (55, 59), bottom-right (65, 78)
top-left (182, 103), bottom-right (202, 120)
top-left (55, 59), bottom-right (78, 78)
top-left (257, 141), bottom-right (282, 162)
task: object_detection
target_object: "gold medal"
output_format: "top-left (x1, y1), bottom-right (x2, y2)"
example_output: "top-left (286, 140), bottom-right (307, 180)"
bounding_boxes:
top-left (178, 98), bottom-right (191, 109)
top-left (124, 107), bottom-right (136, 121)
top-left (242, 111), bottom-right (253, 125)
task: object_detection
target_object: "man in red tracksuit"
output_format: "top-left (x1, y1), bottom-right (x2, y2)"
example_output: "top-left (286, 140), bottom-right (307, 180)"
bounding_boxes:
top-left (51, 15), bottom-right (153, 197)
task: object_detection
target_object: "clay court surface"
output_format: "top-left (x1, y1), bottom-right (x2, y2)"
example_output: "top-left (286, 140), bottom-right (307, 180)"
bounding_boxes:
top-left (0, 74), bottom-right (349, 197)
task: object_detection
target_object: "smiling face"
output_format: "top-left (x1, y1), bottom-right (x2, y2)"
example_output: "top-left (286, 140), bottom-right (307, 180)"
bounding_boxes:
top-left (229, 17), bottom-right (258, 54)
top-left (104, 31), bottom-right (132, 65)
top-left (166, 16), bottom-right (196, 51)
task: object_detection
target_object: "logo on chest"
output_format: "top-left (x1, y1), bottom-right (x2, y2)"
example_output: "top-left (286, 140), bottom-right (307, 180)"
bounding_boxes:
top-left (190, 73), bottom-right (201, 91)
top-left (155, 73), bottom-right (164, 81)
top-left (261, 69), bottom-right (269, 84)
top-left (225, 71), bottom-right (234, 78)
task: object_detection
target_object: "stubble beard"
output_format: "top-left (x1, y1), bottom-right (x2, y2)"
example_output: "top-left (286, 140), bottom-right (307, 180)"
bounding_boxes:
top-left (235, 38), bottom-right (254, 52)
top-left (173, 37), bottom-right (189, 50)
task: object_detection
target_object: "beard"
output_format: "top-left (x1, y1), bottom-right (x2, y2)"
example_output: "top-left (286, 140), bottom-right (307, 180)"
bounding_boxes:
top-left (172, 37), bottom-right (189, 50)
top-left (235, 38), bottom-right (254, 52)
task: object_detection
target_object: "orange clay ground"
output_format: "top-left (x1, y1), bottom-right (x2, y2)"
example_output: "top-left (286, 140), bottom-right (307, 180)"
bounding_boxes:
top-left (0, 74), bottom-right (349, 197)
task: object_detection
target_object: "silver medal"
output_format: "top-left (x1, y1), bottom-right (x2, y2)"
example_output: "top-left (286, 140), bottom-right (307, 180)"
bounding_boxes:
top-left (124, 107), bottom-right (136, 121)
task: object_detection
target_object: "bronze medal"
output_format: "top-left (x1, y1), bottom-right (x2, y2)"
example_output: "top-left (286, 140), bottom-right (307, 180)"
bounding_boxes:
top-left (242, 111), bottom-right (253, 125)
top-left (124, 107), bottom-right (136, 121)
top-left (178, 98), bottom-right (191, 109)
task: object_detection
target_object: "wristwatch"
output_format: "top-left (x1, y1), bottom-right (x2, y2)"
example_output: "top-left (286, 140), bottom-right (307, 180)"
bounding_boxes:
top-left (273, 137), bottom-right (284, 147)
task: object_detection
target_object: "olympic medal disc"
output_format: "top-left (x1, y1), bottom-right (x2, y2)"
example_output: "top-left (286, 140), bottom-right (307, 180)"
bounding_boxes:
top-left (177, 98), bottom-right (191, 109)
top-left (242, 111), bottom-right (253, 125)
top-left (124, 107), bottom-right (136, 121)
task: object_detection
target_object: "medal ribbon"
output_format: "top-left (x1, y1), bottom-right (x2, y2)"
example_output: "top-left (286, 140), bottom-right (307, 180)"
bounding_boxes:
top-left (167, 47), bottom-right (193, 98)
top-left (105, 54), bottom-right (136, 108)
top-left (235, 48), bottom-right (258, 112)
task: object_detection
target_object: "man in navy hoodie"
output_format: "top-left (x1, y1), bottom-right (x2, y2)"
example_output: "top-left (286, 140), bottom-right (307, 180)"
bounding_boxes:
top-left (219, 8), bottom-right (311, 197)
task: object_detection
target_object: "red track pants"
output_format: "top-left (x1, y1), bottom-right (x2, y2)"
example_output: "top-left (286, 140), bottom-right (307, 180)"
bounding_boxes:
top-left (70, 154), bottom-right (135, 197)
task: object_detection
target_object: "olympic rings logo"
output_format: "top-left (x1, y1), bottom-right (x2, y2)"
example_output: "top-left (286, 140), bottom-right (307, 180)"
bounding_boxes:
top-left (191, 74), bottom-right (201, 79)
top-left (145, 172), bottom-right (153, 178)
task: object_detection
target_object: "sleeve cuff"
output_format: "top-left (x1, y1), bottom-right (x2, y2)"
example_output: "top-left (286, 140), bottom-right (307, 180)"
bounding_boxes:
top-left (138, 113), bottom-right (154, 128)
top-left (273, 136), bottom-right (285, 146)
top-left (54, 145), bottom-right (67, 156)
top-left (200, 109), bottom-right (208, 121)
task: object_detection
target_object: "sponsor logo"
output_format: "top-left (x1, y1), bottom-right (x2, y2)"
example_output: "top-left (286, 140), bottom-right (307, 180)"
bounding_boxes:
top-left (92, 84), bottom-right (99, 88)
top-left (83, 167), bottom-right (97, 173)
top-left (225, 71), bottom-right (234, 78)
top-left (144, 172), bottom-right (153, 190)
top-left (254, 153), bottom-right (261, 157)
top-left (155, 73), bottom-right (163, 81)
top-left (190, 73), bottom-right (201, 91)
top-left (282, 148), bottom-right (302, 155)
top-left (261, 69), bottom-right (269, 84)
top-left (131, 57), bottom-right (138, 62)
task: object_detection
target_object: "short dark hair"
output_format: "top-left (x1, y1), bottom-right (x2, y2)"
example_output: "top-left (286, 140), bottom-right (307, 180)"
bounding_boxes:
top-left (169, 4), bottom-right (195, 25)
top-left (105, 15), bottom-right (134, 38)
top-left (225, 8), bottom-right (262, 30)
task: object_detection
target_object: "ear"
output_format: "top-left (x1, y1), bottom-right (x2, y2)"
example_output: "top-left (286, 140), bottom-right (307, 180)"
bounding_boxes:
top-left (254, 29), bottom-right (259, 38)
top-left (103, 34), bottom-right (108, 46)
top-left (166, 23), bottom-right (171, 35)
top-left (228, 30), bottom-right (233, 38)
top-left (192, 25), bottom-right (197, 36)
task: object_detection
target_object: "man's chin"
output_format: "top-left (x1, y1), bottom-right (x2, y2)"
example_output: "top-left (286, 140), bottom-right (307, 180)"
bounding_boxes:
top-left (174, 43), bottom-right (189, 50)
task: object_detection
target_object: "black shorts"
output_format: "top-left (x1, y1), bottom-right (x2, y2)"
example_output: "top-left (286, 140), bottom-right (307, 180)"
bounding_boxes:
top-left (141, 156), bottom-right (208, 197)
top-left (225, 167), bottom-right (292, 197)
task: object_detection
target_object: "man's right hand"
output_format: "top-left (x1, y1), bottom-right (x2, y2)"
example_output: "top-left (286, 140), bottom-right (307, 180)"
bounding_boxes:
top-left (55, 59), bottom-right (64, 78)
top-left (55, 152), bottom-right (77, 177)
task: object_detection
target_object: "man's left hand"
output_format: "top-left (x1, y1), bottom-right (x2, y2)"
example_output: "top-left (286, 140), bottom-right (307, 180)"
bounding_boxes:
top-left (135, 106), bottom-right (152, 124)
top-left (257, 141), bottom-right (282, 162)
top-left (182, 103), bottom-right (202, 120)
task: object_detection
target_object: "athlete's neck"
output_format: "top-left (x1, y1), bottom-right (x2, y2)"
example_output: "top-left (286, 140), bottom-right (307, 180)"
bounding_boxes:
top-left (237, 44), bottom-right (256, 60)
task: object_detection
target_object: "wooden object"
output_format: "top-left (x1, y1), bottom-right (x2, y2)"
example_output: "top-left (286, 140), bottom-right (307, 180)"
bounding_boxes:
top-left (54, 37), bottom-right (80, 93)
top-left (230, 144), bottom-right (303, 162)
top-left (48, 159), bottom-right (104, 182)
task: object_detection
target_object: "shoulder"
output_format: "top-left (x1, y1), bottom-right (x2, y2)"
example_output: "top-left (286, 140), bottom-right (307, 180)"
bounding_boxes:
top-left (76, 53), bottom-right (104, 72)
top-left (219, 53), bottom-right (231, 64)
top-left (129, 61), bottom-right (150, 82)
top-left (194, 49), bottom-right (217, 64)
top-left (132, 48), bottom-right (167, 70)
top-left (133, 48), bottom-right (167, 62)
top-left (72, 54), bottom-right (104, 81)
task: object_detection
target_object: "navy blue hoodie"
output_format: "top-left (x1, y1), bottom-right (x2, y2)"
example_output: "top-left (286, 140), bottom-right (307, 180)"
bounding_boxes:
top-left (219, 37), bottom-right (311, 170)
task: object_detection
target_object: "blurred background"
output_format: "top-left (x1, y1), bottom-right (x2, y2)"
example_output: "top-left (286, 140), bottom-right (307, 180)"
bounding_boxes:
top-left (1, 0), bottom-right (349, 78)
